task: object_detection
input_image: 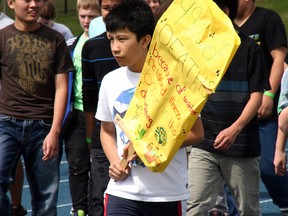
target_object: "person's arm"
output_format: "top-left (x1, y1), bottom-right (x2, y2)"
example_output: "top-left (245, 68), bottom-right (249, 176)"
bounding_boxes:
top-left (84, 112), bottom-right (96, 147)
top-left (274, 59), bottom-right (288, 175)
top-left (82, 41), bottom-right (99, 144)
top-left (274, 128), bottom-right (287, 176)
top-left (43, 73), bottom-right (68, 160)
top-left (258, 46), bottom-right (287, 118)
top-left (278, 66), bottom-right (288, 133)
top-left (214, 92), bottom-right (262, 150)
top-left (279, 107), bottom-right (288, 134)
top-left (181, 117), bottom-right (204, 148)
top-left (101, 121), bottom-right (130, 181)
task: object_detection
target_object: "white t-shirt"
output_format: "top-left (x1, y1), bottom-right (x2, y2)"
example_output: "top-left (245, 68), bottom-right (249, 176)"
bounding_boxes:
top-left (278, 67), bottom-right (288, 113)
top-left (96, 67), bottom-right (189, 202)
top-left (89, 16), bottom-right (106, 38)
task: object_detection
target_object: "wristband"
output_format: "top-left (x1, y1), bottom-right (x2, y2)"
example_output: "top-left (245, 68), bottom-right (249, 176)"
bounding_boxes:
top-left (86, 138), bottom-right (92, 144)
top-left (264, 91), bottom-right (275, 99)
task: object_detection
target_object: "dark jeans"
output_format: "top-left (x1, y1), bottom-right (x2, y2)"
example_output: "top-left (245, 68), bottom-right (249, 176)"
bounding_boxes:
top-left (64, 110), bottom-right (91, 213)
top-left (88, 148), bottom-right (110, 216)
top-left (259, 119), bottom-right (288, 209)
top-left (0, 116), bottom-right (60, 216)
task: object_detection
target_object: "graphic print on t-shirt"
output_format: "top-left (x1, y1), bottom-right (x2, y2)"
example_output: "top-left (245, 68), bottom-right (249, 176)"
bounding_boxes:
top-left (113, 87), bottom-right (146, 167)
top-left (6, 34), bottom-right (52, 93)
top-left (113, 87), bottom-right (135, 146)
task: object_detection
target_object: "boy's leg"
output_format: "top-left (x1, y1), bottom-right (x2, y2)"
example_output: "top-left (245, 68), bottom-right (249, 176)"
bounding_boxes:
top-left (0, 117), bottom-right (22, 216)
top-left (10, 160), bottom-right (27, 216)
top-left (209, 183), bottom-right (229, 216)
top-left (186, 148), bottom-right (223, 216)
top-left (210, 184), bottom-right (239, 216)
top-left (225, 185), bottom-right (239, 216)
top-left (259, 119), bottom-right (288, 212)
top-left (88, 148), bottom-right (110, 216)
top-left (65, 111), bottom-right (90, 214)
top-left (0, 187), bottom-right (11, 216)
top-left (23, 120), bottom-right (60, 216)
top-left (222, 156), bottom-right (261, 215)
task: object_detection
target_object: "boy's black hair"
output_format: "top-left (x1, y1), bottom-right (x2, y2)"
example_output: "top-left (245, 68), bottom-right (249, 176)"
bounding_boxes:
top-left (213, 0), bottom-right (238, 20)
top-left (104, 0), bottom-right (156, 41)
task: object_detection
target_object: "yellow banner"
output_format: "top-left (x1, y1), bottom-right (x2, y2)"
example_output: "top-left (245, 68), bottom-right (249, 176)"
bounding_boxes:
top-left (119, 0), bottom-right (241, 172)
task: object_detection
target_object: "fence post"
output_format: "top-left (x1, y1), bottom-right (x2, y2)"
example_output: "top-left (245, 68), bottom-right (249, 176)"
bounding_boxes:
top-left (64, 0), bottom-right (67, 14)
top-left (2, 0), bottom-right (6, 14)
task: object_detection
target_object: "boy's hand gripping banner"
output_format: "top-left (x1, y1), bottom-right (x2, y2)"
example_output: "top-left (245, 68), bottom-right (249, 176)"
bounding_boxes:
top-left (116, 0), bottom-right (241, 172)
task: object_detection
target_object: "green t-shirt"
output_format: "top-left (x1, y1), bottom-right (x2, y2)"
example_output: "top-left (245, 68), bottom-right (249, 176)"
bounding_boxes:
top-left (73, 34), bottom-right (88, 111)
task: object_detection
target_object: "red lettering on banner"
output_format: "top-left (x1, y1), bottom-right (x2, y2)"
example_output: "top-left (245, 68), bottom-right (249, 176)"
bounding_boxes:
top-left (183, 96), bottom-right (198, 115)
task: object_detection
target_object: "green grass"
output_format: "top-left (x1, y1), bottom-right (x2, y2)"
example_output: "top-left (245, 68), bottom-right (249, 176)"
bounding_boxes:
top-left (256, 0), bottom-right (288, 35)
top-left (1, 0), bottom-right (81, 35)
top-left (1, 0), bottom-right (288, 36)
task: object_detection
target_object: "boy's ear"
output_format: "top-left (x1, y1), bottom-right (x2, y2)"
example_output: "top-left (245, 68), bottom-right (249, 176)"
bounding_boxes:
top-left (223, 7), bottom-right (229, 16)
top-left (7, 0), bottom-right (15, 9)
top-left (141, 34), bottom-right (152, 48)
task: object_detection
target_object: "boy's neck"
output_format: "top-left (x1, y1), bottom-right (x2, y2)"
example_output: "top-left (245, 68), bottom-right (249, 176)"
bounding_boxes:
top-left (14, 19), bottom-right (41, 32)
top-left (234, 3), bottom-right (256, 27)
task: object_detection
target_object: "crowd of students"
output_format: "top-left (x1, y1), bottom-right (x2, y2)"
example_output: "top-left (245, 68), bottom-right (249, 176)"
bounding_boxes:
top-left (0, 0), bottom-right (287, 216)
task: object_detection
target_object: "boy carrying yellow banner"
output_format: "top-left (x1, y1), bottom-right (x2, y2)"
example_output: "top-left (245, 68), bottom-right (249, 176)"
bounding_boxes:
top-left (96, 0), bottom-right (239, 215)
top-left (119, 0), bottom-right (240, 172)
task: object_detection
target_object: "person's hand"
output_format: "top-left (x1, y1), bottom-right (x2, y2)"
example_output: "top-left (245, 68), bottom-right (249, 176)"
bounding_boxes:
top-left (258, 94), bottom-right (273, 118)
top-left (214, 125), bottom-right (239, 150)
top-left (42, 132), bottom-right (59, 161)
top-left (109, 160), bottom-right (130, 182)
top-left (274, 148), bottom-right (287, 176)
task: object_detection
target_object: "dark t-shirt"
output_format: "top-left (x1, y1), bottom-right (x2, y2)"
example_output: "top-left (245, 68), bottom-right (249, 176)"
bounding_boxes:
top-left (82, 32), bottom-right (119, 148)
top-left (0, 24), bottom-right (74, 120)
top-left (235, 7), bottom-right (287, 118)
top-left (193, 32), bottom-right (270, 157)
top-left (82, 32), bottom-right (119, 113)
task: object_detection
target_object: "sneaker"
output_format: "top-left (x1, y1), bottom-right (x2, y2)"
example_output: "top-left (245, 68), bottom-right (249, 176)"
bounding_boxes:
top-left (11, 205), bottom-right (27, 216)
top-left (72, 209), bottom-right (85, 216)
top-left (208, 209), bottom-right (229, 216)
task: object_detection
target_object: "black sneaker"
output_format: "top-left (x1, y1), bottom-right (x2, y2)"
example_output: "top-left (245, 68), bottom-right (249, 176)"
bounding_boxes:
top-left (11, 205), bottom-right (27, 216)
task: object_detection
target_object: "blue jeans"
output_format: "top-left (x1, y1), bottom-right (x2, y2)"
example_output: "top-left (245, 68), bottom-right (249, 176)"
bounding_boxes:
top-left (0, 115), bottom-right (60, 216)
top-left (259, 119), bottom-right (288, 209)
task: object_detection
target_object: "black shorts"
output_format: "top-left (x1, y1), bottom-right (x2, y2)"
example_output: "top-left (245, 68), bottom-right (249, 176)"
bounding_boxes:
top-left (104, 194), bottom-right (183, 216)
